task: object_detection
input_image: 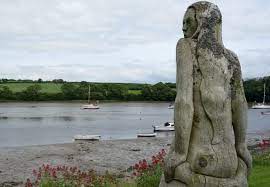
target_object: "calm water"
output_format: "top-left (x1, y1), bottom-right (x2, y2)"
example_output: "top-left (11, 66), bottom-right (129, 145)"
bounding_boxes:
top-left (0, 102), bottom-right (269, 147)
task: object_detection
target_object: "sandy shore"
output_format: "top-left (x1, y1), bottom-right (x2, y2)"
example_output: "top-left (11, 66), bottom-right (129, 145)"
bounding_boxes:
top-left (0, 137), bottom-right (172, 187)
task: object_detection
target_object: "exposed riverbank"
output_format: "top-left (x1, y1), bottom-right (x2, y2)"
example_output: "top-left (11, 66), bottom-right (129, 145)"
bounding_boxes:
top-left (0, 137), bottom-right (172, 187)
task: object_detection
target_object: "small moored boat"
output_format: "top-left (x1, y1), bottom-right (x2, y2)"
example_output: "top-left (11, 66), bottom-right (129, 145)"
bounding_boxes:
top-left (82, 103), bottom-right (99, 109)
top-left (73, 135), bottom-right (101, 141)
top-left (168, 104), bottom-right (174, 109)
top-left (261, 111), bottom-right (270, 115)
top-left (153, 122), bottom-right (174, 132)
top-left (137, 133), bottom-right (157, 138)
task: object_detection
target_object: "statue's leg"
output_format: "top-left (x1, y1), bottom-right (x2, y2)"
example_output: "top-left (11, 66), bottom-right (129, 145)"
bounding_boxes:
top-left (160, 158), bottom-right (247, 187)
top-left (159, 174), bottom-right (187, 187)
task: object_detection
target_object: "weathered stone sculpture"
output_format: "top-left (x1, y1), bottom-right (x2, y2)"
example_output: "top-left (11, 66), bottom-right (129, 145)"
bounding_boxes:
top-left (159, 1), bottom-right (252, 186)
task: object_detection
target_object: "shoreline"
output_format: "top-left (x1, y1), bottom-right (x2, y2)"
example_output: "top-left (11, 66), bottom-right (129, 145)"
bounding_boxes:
top-left (0, 135), bottom-right (269, 187)
top-left (0, 137), bottom-right (172, 187)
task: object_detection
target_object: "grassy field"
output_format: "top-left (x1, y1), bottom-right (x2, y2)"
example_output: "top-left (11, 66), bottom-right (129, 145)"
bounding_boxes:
top-left (0, 83), bottom-right (143, 95)
top-left (128, 90), bottom-right (142, 95)
top-left (0, 83), bottom-right (63, 93)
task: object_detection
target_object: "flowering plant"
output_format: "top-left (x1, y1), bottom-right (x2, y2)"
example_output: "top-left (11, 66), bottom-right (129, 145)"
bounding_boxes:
top-left (130, 149), bottom-right (166, 187)
top-left (25, 164), bottom-right (116, 187)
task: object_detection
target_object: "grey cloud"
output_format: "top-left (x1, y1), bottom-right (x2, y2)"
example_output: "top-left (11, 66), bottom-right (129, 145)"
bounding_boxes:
top-left (0, 0), bottom-right (269, 82)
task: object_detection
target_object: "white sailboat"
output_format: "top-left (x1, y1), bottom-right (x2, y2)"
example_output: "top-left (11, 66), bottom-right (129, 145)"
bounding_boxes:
top-left (81, 84), bottom-right (100, 109)
top-left (252, 83), bottom-right (270, 109)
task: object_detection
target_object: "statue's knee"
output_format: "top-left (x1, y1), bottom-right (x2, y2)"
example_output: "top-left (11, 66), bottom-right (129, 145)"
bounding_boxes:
top-left (159, 174), bottom-right (187, 187)
top-left (174, 162), bottom-right (194, 184)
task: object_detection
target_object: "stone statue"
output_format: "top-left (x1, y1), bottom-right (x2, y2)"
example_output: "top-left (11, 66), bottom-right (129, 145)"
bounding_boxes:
top-left (159, 1), bottom-right (252, 186)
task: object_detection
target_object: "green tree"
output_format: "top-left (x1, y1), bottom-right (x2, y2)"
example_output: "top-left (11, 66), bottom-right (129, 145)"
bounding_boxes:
top-left (76, 82), bottom-right (89, 100)
top-left (21, 84), bottom-right (42, 101)
top-left (141, 85), bottom-right (153, 100)
top-left (107, 84), bottom-right (128, 100)
top-left (152, 82), bottom-right (176, 101)
top-left (0, 86), bottom-right (14, 100)
top-left (61, 83), bottom-right (77, 100)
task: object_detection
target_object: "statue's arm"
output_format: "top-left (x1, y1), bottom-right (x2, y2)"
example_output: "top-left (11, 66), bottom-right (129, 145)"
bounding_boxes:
top-left (230, 52), bottom-right (252, 175)
top-left (164, 38), bottom-right (194, 182)
top-left (174, 38), bottom-right (194, 157)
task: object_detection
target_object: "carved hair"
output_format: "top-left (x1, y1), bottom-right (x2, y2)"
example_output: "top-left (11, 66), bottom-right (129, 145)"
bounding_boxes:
top-left (187, 1), bottom-right (224, 58)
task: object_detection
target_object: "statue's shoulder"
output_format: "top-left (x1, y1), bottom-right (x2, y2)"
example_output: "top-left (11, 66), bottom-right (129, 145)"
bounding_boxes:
top-left (176, 38), bottom-right (191, 49)
top-left (224, 49), bottom-right (243, 81)
top-left (224, 49), bottom-right (240, 64)
top-left (176, 38), bottom-right (194, 52)
top-left (224, 48), bottom-right (241, 70)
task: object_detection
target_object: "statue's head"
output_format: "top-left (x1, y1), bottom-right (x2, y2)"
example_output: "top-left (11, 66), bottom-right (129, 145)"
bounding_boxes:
top-left (183, 1), bottom-right (222, 43)
top-left (183, 7), bottom-right (198, 38)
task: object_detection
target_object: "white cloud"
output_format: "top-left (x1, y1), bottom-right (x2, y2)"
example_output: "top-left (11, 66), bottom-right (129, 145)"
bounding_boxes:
top-left (0, 0), bottom-right (269, 83)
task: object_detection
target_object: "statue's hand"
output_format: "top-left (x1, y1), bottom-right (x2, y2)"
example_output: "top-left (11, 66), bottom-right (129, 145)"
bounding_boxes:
top-left (164, 152), bottom-right (186, 183)
top-left (236, 143), bottom-right (252, 176)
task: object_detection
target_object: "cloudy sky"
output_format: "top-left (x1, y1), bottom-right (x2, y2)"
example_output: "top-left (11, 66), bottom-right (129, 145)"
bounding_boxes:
top-left (0, 0), bottom-right (269, 83)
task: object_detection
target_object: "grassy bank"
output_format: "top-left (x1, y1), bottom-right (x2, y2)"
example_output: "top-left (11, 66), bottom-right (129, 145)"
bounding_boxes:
top-left (249, 152), bottom-right (270, 187)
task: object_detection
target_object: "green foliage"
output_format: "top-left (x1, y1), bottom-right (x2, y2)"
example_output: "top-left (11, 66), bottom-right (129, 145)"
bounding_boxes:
top-left (20, 84), bottom-right (42, 101)
top-left (136, 165), bottom-right (163, 187)
top-left (52, 79), bottom-right (65, 83)
top-left (61, 83), bottom-right (78, 100)
top-left (0, 86), bottom-right (14, 100)
top-left (253, 152), bottom-right (270, 166)
top-left (165, 82), bottom-right (176, 89)
top-left (26, 165), bottom-right (118, 187)
top-left (2, 75), bottom-right (270, 102)
top-left (244, 76), bottom-right (270, 103)
top-left (141, 82), bottom-right (176, 101)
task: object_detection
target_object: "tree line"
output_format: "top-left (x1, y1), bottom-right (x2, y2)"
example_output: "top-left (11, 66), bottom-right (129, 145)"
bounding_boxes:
top-left (0, 81), bottom-right (176, 101)
top-left (0, 76), bottom-right (269, 102)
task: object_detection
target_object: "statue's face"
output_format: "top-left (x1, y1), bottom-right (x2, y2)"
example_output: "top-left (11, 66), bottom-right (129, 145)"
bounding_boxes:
top-left (182, 8), bottom-right (198, 38)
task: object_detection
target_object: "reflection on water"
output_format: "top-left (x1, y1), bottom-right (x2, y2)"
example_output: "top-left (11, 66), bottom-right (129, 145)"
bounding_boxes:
top-left (0, 102), bottom-right (269, 147)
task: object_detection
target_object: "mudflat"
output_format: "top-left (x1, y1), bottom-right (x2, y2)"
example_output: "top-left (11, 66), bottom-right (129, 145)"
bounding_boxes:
top-left (0, 137), bottom-right (172, 187)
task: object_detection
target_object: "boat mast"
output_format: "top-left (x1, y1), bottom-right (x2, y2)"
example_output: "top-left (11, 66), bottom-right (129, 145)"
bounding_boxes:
top-left (88, 84), bottom-right (91, 104)
top-left (263, 83), bottom-right (266, 105)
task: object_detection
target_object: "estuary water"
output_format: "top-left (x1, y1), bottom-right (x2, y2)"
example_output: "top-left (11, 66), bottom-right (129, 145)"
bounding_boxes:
top-left (0, 102), bottom-right (269, 147)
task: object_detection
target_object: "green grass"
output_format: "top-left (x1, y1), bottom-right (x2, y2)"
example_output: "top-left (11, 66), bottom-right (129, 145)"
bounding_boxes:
top-left (249, 165), bottom-right (270, 187)
top-left (248, 152), bottom-right (270, 187)
top-left (0, 83), bottom-right (63, 93)
top-left (128, 90), bottom-right (142, 95)
top-left (0, 83), bottom-right (142, 95)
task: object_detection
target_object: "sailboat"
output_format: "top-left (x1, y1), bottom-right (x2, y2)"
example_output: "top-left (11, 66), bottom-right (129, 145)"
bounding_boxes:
top-left (252, 83), bottom-right (270, 109)
top-left (81, 84), bottom-right (100, 109)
